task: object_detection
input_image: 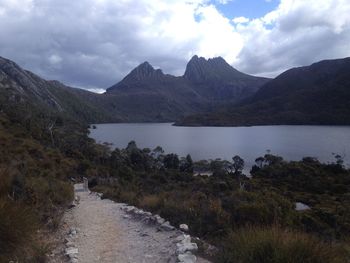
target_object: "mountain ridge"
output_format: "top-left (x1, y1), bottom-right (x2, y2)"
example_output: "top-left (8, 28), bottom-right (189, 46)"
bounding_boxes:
top-left (176, 57), bottom-right (350, 126)
top-left (104, 55), bottom-right (269, 121)
top-left (0, 56), bottom-right (120, 124)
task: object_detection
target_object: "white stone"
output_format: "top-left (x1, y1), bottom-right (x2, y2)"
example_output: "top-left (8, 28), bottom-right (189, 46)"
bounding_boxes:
top-left (175, 234), bottom-right (186, 242)
top-left (126, 206), bottom-right (136, 213)
top-left (176, 235), bottom-right (198, 254)
top-left (180, 224), bottom-right (189, 232)
top-left (66, 241), bottom-right (75, 247)
top-left (155, 215), bottom-right (165, 225)
top-left (70, 229), bottom-right (77, 235)
top-left (295, 202), bottom-right (311, 211)
top-left (160, 221), bottom-right (175, 231)
top-left (65, 247), bottom-right (78, 256)
top-left (178, 252), bottom-right (197, 263)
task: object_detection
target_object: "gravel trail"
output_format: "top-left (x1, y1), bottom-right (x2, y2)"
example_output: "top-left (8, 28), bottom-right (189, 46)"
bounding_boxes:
top-left (56, 184), bottom-right (211, 263)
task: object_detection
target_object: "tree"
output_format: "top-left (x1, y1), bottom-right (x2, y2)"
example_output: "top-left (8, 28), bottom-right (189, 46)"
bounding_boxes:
top-left (126, 140), bottom-right (138, 151)
top-left (255, 157), bottom-right (265, 168)
top-left (232, 155), bottom-right (244, 174)
top-left (180, 154), bottom-right (194, 173)
top-left (151, 146), bottom-right (164, 158)
top-left (163, 154), bottom-right (180, 169)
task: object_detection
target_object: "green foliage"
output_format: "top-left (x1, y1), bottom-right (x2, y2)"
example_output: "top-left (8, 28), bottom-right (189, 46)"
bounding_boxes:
top-left (90, 147), bottom-right (350, 260)
top-left (0, 111), bottom-right (79, 261)
top-left (232, 155), bottom-right (245, 174)
top-left (163, 153), bottom-right (180, 169)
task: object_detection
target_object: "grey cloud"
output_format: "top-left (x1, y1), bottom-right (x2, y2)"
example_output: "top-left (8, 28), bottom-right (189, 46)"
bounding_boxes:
top-left (0, 0), bottom-right (194, 90)
top-left (1, 0), bottom-right (350, 92)
top-left (235, 1), bottom-right (350, 77)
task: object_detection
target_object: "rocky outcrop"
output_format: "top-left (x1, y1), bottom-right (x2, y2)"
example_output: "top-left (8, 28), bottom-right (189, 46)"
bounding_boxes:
top-left (184, 55), bottom-right (241, 82)
top-left (122, 62), bottom-right (165, 82)
top-left (0, 56), bottom-right (63, 110)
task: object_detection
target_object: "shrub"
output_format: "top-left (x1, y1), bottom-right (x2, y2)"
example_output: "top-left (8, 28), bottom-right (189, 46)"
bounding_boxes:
top-left (0, 199), bottom-right (38, 260)
top-left (220, 226), bottom-right (348, 263)
top-left (139, 194), bottom-right (163, 211)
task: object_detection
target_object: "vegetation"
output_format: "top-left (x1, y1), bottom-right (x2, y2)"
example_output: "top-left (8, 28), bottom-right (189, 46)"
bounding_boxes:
top-left (1, 58), bottom-right (350, 261)
top-left (1, 97), bottom-right (349, 262)
top-left (220, 226), bottom-right (347, 263)
top-left (87, 142), bottom-right (350, 262)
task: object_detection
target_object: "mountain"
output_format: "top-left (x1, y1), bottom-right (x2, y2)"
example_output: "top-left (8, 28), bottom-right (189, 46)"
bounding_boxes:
top-left (106, 56), bottom-right (269, 121)
top-left (0, 55), bottom-right (269, 124)
top-left (0, 56), bottom-right (119, 124)
top-left (184, 55), bottom-right (268, 100)
top-left (176, 57), bottom-right (350, 126)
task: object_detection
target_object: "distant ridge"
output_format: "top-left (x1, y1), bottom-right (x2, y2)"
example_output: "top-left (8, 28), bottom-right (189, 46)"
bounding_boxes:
top-left (176, 57), bottom-right (350, 126)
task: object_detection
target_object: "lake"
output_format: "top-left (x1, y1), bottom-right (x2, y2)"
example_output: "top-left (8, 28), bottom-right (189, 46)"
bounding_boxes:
top-left (89, 123), bottom-right (350, 170)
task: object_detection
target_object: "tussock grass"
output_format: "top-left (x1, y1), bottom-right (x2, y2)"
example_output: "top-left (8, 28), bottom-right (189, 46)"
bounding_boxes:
top-left (220, 226), bottom-right (348, 263)
top-left (0, 199), bottom-right (38, 260)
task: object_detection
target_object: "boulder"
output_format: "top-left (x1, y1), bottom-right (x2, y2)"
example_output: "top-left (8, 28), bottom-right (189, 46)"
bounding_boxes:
top-left (176, 235), bottom-right (198, 254)
top-left (180, 224), bottom-right (189, 232)
top-left (65, 247), bottom-right (78, 256)
top-left (295, 202), bottom-right (311, 211)
top-left (155, 215), bottom-right (165, 225)
top-left (178, 252), bottom-right (197, 263)
top-left (160, 221), bottom-right (175, 231)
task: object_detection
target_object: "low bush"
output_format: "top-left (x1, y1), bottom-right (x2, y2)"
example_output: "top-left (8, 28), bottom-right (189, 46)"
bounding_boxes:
top-left (220, 226), bottom-right (348, 263)
top-left (0, 199), bottom-right (38, 261)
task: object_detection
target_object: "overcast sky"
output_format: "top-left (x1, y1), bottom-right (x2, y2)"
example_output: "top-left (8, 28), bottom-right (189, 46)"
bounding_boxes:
top-left (1, 0), bottom-right (350, 93)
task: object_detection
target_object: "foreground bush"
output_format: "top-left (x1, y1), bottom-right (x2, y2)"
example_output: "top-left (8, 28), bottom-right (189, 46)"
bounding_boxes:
top-left (0, 199), bottom-right (38, 261)
top-left (220, 226), bottom-right (348, 263)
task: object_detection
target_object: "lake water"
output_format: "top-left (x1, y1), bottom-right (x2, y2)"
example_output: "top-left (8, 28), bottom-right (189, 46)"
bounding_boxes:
top-left (89, 123), bottom-right (350, 170)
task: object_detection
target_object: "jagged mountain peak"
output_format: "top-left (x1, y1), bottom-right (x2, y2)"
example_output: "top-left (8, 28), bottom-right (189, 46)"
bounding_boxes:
top-left (184, 55), bottom-right (245, 82)
top-left (122, 61), bottom-right (165, 82)
top-left (187, 55), bottom-right (228, 67)
top-left (137, 61), bottom-right (154, 71)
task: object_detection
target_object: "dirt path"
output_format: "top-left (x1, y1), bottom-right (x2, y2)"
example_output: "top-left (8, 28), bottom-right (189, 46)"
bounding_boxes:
top-left (52, 184), bottom-right (211, 263)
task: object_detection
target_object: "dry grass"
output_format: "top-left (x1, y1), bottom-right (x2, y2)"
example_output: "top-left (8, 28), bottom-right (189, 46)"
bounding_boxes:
top-left (220, 226), bottom-right (349, 263)
top-left (139, 194), bottom-right (163, 211)
top-left (0, 199), bottom-right (38, 261)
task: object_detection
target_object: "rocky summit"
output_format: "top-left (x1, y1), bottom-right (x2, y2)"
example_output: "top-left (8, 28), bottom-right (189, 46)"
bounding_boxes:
top-left (105, 55), bottom-right (269, 121)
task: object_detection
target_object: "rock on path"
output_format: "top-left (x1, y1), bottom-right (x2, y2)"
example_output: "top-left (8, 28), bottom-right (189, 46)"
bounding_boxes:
top-left (53, 184), bottom-right (211, 263)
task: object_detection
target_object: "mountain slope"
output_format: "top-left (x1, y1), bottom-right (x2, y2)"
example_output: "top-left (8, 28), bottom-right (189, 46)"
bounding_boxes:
top-left (184, 55), bottom-right (269, 101)
top-left (0, 56), bottom-right (119, 124)
top-left (176, 57), bottom-right (350, 126)
top-left (0, 55), bottom-right (269, 123)
top-left (106, 56), bottom-right (269, 121)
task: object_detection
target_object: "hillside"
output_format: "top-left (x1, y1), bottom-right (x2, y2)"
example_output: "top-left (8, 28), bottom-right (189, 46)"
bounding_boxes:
top-left (0, 56), bottom-right (120, 124)
top-left (177, 57), bottom-right (350, 126)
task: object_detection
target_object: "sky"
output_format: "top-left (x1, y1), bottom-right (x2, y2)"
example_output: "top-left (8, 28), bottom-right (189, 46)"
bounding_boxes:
top-left (0, 0), bottom-right (350, 93)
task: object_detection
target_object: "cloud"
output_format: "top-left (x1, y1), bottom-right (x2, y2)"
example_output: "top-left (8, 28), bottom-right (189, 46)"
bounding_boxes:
top-left (0, 0), bottom-right (243, 91)
top-left (235, 0), bottom-right (350, 77)
top-left (215, 0), bottom-right (234, 4)
top-left (232, 16), bottom-right (250, 24)
top-left (0, 0), bottom-right (350, 92)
